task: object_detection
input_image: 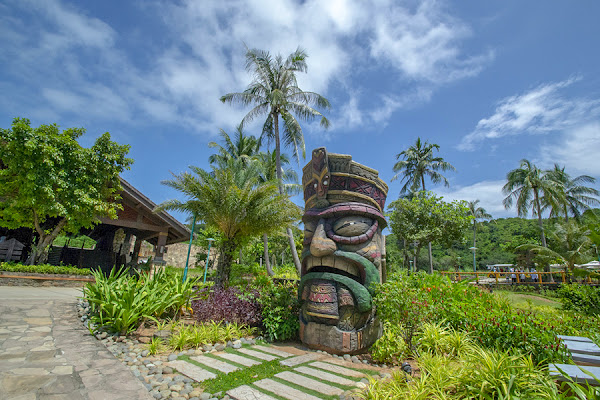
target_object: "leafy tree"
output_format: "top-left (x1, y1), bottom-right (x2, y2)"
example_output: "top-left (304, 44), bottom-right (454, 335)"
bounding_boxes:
top-left (0, 118), bottom-right (132, 264)
top-left (391, 138), bottom-right (456, 271)
top-left (220, 46), bottom-right (330, 274)
top-left (502, 159), bottom-right (562, 249)
top-left (468, 199), bottom-right (492, 269)
top-left (388, 191), bottom-right (471, 273)
top-left (208, 123), bottom-right (260, 167)
top-left (543, 164), bottom-right (599, 222)
top-left (156, 160), bottom-right (301, 287)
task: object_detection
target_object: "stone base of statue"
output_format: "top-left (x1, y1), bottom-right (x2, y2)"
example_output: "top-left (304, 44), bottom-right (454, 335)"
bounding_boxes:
top-left (299, 318), bottom-right (382, 355)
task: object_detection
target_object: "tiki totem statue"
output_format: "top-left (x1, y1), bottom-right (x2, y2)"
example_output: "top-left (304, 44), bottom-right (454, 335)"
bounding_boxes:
top-left (300, 148), bottom-right (388, 354)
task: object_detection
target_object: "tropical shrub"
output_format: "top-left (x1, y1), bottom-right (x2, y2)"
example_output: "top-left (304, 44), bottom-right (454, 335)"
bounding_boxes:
top-left (371, 323), bottom-right (408, 363)
top-left (255, 279), bottom-right (299, 341)
top-left (191, 286), bottom-right (262, 327)
top-left (557, 284), bottom-right (600, 316)
top-left (373, 272), bottom-right (600, 364)
top-left (0, 262), bottom-right (91, 275)
top-left (84, 268), bottom-right (197, 334)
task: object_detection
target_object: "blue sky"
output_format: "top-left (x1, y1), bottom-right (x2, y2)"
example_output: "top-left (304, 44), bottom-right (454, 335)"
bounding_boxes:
top-left (2, 0), bottom-right (600, 222)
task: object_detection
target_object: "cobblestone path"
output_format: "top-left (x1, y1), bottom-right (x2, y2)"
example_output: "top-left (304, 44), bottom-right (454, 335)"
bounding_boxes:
top-left (0, 289), bottom-right (152, 400)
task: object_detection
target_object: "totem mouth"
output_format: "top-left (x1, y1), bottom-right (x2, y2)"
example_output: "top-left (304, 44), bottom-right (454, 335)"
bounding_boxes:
top-left (302, 254), bottom-right (363, 284)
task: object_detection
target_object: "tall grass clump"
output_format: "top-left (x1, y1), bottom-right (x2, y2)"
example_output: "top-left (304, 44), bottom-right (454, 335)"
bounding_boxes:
top-left (84, 268), bottom-right (198, 334)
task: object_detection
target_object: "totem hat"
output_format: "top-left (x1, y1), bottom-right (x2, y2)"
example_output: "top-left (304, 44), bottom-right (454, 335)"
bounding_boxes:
top-left (302, 147), bottom-right (388, 214)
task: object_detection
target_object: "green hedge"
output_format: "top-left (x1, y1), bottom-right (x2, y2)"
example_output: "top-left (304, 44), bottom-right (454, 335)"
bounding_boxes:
top-left (0, 262), bottom-right (91, 275)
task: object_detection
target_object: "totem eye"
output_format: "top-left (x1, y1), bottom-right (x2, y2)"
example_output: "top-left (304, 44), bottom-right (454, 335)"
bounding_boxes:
top-left (323, 180), bottom-right (328, 186)
top-left (332, 216), bottom-right (373, 237)
top-left (313, 183), bottom-right (317, 189)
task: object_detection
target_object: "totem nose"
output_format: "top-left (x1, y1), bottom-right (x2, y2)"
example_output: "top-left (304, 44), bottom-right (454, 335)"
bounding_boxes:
top-left (310, 219), bottom-right (336, 257)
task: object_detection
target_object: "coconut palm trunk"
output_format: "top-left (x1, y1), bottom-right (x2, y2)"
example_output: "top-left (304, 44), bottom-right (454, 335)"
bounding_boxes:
top-left (273, 113), bottom-right (302, 274)
top-left (263, 233), bottom-right (273, 276)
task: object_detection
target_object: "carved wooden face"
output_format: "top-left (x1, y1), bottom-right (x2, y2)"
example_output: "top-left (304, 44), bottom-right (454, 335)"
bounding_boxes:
top-left (299, 202), bottom-right (385, 353)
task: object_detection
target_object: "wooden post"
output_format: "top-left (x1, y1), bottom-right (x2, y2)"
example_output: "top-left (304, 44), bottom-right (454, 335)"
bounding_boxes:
top-left (562, 271), bottom-right (566, 283)
top-left (495, 272), bottom-right (499, 285)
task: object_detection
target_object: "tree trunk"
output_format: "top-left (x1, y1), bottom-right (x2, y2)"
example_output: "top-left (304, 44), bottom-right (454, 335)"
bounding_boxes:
top-left (32, 213), bottom-right (67, 264)
top-left (273, 109), bottom-right (302, 275)
top-left (428, 242), bottom-right (433, 274)
top-left (263, 234), bottom-right (274, 276)
top-left (534, 189), bottom-right (547, 248)
top-left (533, 189), bottom-right (552, 281)
top-left (216, 241), bottom-right (235, 287)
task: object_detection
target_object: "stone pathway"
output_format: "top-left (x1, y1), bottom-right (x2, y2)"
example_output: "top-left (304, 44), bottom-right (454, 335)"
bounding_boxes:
top-left (165, 343), bottom-right (380, 400)
top-left (0, 287), bottom-right (152, 400)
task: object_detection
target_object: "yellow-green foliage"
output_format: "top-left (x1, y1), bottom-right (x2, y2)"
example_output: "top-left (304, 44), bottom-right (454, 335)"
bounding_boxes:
top-left (164, 321), bottom-right (257, 351)
top-left (360, 344), bottom-right (562, 400)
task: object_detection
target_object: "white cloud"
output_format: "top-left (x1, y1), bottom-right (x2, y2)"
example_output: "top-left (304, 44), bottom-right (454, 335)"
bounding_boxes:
top-left (539, 123), bottom-right (600, 176)
top-left (459, 78), bottom-right (600, 150)
top-left (369, 0), bottom-right (493, 83)
top-left (1, 0), bottom-right (491, 135)
top-left (437, 180), bottom-right (515, 218)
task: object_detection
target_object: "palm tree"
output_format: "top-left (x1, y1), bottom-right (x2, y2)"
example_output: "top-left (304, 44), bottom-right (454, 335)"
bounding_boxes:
top-left (468, 200), bottom-right (492, 269)
top-left (502, 159), bottom-right (563, 248)
top-left (208, 123), bottom-right (260, 167)
top-left (518, 221), bottom-right (592, 276)
top-left (221, 46), bottom-right (330, 274)
top-left (543, 164), bottom-right (599, 222)
top-left (391, 138), bottom-right (456, 273)
top-left (391, 138), bottom-right (456, 194)
top-left (156, 160), bottom-right (301, 287)
top-left (256, 150), bottom-right (301, 276)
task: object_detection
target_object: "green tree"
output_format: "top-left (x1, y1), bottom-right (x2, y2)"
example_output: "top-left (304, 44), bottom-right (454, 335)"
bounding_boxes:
top-left (543, 164), bottom-right (599, 222)
top-left (388, 191), bottom-right (471, 273)
top-left (156, 160), bottom-right (301, 287)
top-left (0, 118), bottom-right (132, 264)
top-left (220, 46), bottom-right (330, 274)
top-left (208, 123), bottom-right (260, 167)
top-left (255, 150), bottom-right (300, 276)
top-left (502, 159), bottom-right (562, 249)
top-left (391, 138), bottom-right (456, 271)
top-left (468, 199), bottom-right (492, 269)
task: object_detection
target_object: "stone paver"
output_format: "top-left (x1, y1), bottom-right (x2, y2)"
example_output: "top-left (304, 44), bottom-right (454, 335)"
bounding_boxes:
top-left (309, 361), bottom-right (366, 378)
top-left (0, 286), bottom-right (152, 400)
top-left (558, 335), bottom-right (594, 343)
top-left (550, 363), bottom-right (600, 385)
top-left (167, 359), bottom-right (217, 381)
top-left (564, 340), bottom-right (600, 356)
top-left (227, 385), bottom-right (278, 400)
top-left (190, 355), bottom-right (239, 373)
top-left (279, 352), bottom-right (322, 367)
top-left (294, 365), bottom-right (356, 386)
top-left (252, 345), bottom-right (295, 358)
top-left (254, 378), bottom-right (322, 400)
top-left (216, 352), bottom-right (262, 367)
top-left (274, 371), bottom-right (343, 395)
top-left (237, 348), bottom-right (278, 361)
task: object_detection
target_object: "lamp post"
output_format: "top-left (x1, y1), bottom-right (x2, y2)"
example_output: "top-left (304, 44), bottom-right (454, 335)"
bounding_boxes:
top-left (203, 238), bottom-right (215, 283)
top-left (469, 246), bottom-right (477, 273)
top-left (594, 244), bottom-right (599, 263)
top-left (182, 214), bottom-right (196, 283)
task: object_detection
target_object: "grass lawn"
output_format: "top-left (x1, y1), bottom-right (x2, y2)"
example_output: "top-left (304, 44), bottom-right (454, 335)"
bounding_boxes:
top-left (496, 290), bottom-right (561, 309)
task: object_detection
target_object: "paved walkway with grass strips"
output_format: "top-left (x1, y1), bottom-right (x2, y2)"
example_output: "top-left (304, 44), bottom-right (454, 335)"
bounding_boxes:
top-left (167, 344), bottom-right (377, 400)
